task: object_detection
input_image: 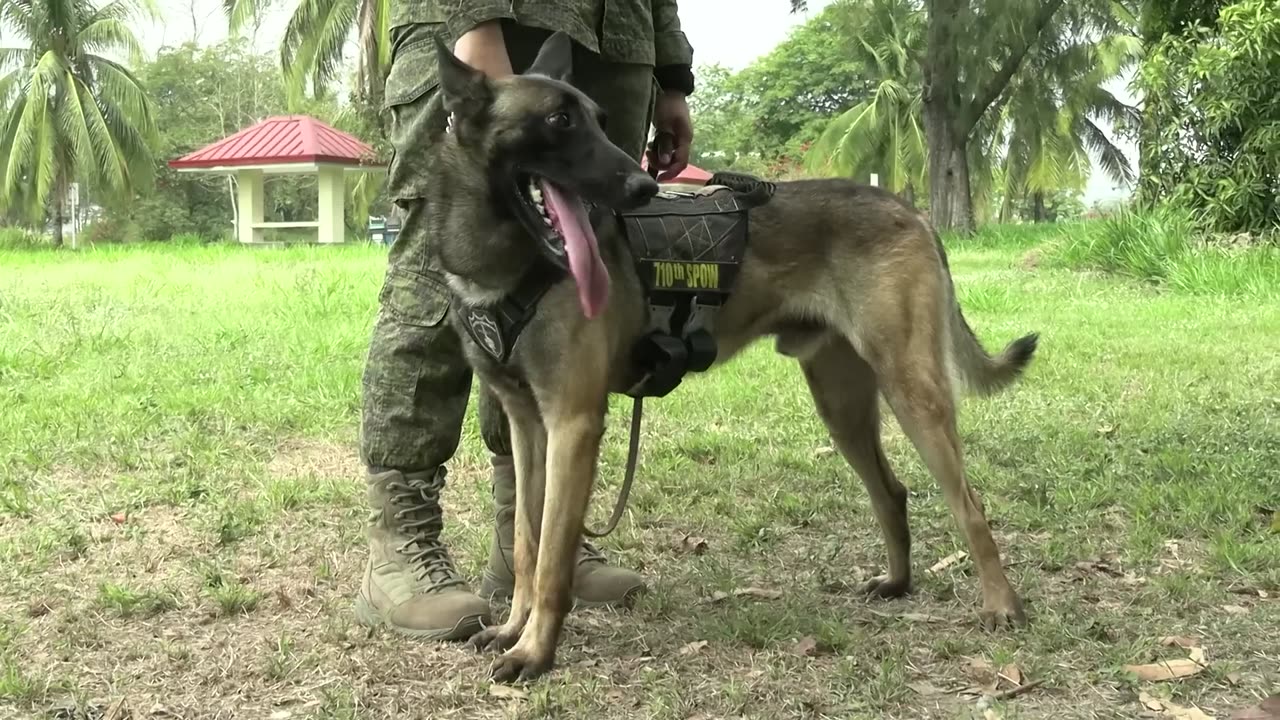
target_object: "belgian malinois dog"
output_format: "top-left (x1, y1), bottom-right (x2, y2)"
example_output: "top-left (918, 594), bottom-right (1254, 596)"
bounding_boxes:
top-left (426, 32), bottom-right (1039, 682)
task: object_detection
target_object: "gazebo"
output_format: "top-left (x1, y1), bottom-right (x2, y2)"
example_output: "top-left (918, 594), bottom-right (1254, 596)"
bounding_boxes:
top-left (169, 115), bottom-right (383, 245)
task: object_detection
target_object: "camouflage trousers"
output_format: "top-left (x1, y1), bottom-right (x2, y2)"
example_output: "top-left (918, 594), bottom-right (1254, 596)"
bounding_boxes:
top-left (360, 22), bottom-right (659, 471)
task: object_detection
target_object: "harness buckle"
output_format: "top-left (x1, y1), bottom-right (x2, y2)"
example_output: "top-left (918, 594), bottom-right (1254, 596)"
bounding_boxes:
top-left (626, 331), bottom-right (689, 398)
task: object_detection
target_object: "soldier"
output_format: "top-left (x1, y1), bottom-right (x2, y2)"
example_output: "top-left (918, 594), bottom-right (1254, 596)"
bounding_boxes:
top-left (356, 3), bottom-right (695, 640)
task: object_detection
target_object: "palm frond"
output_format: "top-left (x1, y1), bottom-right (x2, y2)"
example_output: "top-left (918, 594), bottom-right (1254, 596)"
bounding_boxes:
top-left (78, 17), bottom-right (146, 65)
top-left (52, 67), bottom-right (99, 185)
top-left (280, 0), bottom-right (357, 106)
top-left (225, 0), bottom-right (275, 34)
top-left (85, 54), bottom-right (158, 145)
top-left (1082, 118), bottom-right (1133, 185)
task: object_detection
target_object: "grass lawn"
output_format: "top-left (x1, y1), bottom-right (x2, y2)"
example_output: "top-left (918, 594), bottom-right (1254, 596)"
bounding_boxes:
top-left (1, 227), bottom-right (1277, 719)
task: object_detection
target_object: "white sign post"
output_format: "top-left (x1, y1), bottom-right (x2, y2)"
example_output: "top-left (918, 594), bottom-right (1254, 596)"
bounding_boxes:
top-left (69, 182), bottom-right (80, 249)
top-left (869, 173), bottom-right (879, 187)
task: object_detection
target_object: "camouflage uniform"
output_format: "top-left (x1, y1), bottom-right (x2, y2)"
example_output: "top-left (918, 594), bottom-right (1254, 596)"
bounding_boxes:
top-left (356, 2), bottom-right (694, 640)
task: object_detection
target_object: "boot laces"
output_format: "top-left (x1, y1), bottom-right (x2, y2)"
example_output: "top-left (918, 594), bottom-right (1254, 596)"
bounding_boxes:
top-left (389, 472), bottom-right (464, 592)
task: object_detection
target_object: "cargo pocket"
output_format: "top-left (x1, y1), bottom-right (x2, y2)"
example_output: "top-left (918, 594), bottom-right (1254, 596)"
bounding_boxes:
top-left (380, 267), bottom-right (450, 328)
top-left (384, 25), bottom-right (448, 202)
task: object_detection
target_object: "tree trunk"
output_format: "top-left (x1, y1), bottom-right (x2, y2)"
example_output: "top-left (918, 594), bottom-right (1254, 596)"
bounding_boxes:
top-left (52, 194), bottom-right (65, 248)
top-left (357, 0), bottom-right (383, 108)
top-left (922, 0), bottom-right (975, 233)
top-left (924, 110), bottom-right (974, 232)
top-left (1032, 191), bottom-right (1046, 222)
top-left (921, 0), bottom-right (1064, 234)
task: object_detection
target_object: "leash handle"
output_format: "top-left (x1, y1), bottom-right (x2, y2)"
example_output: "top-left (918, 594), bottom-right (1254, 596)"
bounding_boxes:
top-left (584, 397), bottom-right (643, 538)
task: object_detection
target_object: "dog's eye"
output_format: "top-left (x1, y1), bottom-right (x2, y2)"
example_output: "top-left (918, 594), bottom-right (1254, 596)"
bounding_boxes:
top-left (546, 112), bottom-right (571, 129)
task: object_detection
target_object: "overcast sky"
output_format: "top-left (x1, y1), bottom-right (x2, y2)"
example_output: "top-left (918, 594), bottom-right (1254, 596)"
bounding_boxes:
top-left (17, 0), bottom-right (1136, 204)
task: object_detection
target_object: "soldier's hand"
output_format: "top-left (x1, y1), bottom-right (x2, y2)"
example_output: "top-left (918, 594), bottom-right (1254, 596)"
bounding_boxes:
top-left (649, 90), bottom-right (693, 182)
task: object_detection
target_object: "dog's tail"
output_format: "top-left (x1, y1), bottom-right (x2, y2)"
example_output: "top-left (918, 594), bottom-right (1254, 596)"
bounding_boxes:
top-left (949, 304), bottom-right (1039, 396)
top-left (928, 227), bottom-right (1038, 396)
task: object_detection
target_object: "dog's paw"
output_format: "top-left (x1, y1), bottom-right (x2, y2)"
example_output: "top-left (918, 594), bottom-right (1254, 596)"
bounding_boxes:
top-left (979, 592), bottom-right (1027, 631)
top-left (469, 625), bottom-right (522, 654)
top-left (490, 646), bottom-right (554, 683)
top-left (861, 575), bottom-right (912, 599)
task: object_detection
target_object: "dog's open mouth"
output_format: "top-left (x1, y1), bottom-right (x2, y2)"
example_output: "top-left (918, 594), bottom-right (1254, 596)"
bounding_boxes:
top-left (516, 174), bottom-right (609, 319)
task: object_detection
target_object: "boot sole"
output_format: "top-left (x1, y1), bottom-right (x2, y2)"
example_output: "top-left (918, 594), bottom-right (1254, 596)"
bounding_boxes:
top-left (479, 574), bottom-right (645, 611)
top-left (353, 595), bottom-right (485, 642)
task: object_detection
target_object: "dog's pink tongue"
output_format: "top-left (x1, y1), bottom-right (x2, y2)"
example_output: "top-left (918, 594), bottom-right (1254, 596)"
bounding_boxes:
top-left (541, 179), bottom-right (609, 319)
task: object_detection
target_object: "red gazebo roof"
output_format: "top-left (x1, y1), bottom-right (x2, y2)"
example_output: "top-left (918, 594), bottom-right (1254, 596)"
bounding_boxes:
top-left (169, 115), bottom-right (380, 170)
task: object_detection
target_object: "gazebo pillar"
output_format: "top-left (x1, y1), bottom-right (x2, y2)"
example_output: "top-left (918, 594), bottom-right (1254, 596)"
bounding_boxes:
top-left (317, 165), bottom-right (345, 244)
top-left (236, 169), bottom-right (265, 244)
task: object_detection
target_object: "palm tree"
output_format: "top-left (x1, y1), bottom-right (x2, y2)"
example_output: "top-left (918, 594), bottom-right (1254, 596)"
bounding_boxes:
top-left (0, 0), bottom-right (158, 246)
top-left (804, 0), bottom-right (927, 203)
top-left (994, 27), bottom-right (1140, 221)
top-left (224, 0), bottom-right (390, 109)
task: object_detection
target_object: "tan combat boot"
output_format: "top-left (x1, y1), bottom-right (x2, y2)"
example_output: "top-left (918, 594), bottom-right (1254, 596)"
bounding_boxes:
top-left (479, 455), bottom-right (646, 608)
top-left (355, 468), bottom-right (491, 640)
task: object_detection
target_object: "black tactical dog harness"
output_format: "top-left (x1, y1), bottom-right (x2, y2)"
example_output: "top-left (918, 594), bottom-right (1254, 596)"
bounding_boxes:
top-left (457, 171), bottom-right (775, 389)
top-left (455, 171), bottom-right (775, 535)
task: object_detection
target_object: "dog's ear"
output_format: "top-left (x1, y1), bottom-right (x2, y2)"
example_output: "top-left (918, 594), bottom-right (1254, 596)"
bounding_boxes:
top-left (434, 37), bottom-right (492, 119)
top-left (526, 31), bottom-right (573, 82)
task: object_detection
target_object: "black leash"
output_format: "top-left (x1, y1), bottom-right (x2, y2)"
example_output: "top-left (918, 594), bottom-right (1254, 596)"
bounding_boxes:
top-left (584, 396), bottom-right (644, 538)
top-left (581, 133), bottom-right (669, 539)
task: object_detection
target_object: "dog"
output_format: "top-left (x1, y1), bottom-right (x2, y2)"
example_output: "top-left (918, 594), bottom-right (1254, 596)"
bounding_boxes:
top-left (423, 32), bottom-right (1039, 682)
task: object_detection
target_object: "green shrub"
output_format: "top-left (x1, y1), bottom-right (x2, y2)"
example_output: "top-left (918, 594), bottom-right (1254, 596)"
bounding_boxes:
top-left (81, 217), bottom-right (132, 245)
top-left (1052, 204), bottom-right (1280, 295)
top-left (0, 227), bottom-right (48, 250)
top-left (1054, 204), bottom-right (1196, 281)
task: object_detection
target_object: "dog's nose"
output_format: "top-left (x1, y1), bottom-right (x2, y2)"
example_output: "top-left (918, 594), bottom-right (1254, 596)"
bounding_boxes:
top-left (623, 173), bottom-right (659, 205)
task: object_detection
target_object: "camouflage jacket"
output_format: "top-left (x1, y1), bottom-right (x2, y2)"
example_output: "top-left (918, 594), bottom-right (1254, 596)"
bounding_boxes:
top-left (391, 0), bottom-right (694, 70)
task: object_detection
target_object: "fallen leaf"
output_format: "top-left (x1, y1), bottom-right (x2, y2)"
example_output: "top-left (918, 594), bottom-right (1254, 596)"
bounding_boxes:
top-left (907, 681), bottom-right (944, 696)
top-left (929, 551), bottom-right (968, 572)
top-left (1230, 695), bottom-right (1280, 719)
top-left (104, 699), bottom-right (131, 720)
top-left (1222, 605), bottom-right (1250, 615)
top-left (789, 636), bottom-right (832, 657)
top-left (1139, 691), bottom-right (1217, 719)
top-left (1074, 559), bottom-right (1124, 577)
top-left (814, 446), bottom-right (836, 458)
top-left (1225, 673), bottom-right (1243, 686)
top-left (964, 657), bottom-right (999, 693)
top-left (705, 586), bottom-right (784, 604)
top-left (999, 664), bottom-right (1023, 686)
top-left (1188, 647), bottom-right (1207, 665)
top-left (870, 609), bottom-right (948, 624)
top-left (110, 512), bottom-right (127, 525)
top-left (679, 640), bottom-right (709, 656)
top-left (488, 684), bottom-right (529, 701)
top-left (674, 534), bottom-right (709, 554)
top-left (1124, 658), bottom-right (1205, 682)
top-left (269, 712), bottom-right (293, 720)
top-left (983, 709), bottom-right (1003, 720)
top-left (1160, 636), bottom-right (1200, 649)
